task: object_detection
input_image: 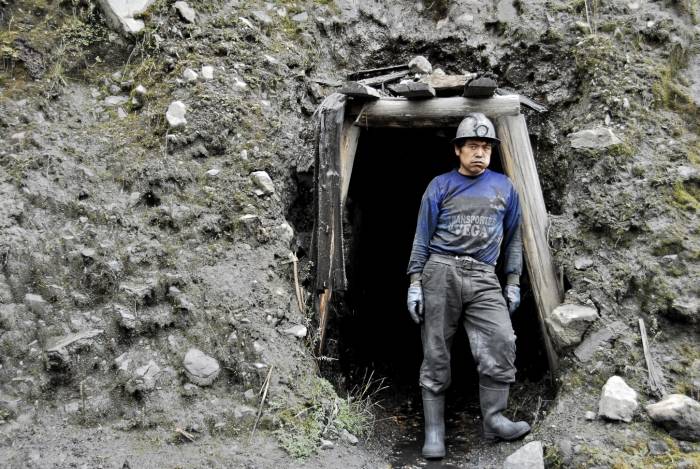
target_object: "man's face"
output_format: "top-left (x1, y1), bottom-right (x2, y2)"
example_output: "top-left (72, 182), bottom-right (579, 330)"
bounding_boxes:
top-left (455, 139), bottom-right (492, 176)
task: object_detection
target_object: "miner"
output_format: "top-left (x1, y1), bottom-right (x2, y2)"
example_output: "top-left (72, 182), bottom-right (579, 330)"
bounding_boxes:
top-left (406, 113), bottom-right (530, 459)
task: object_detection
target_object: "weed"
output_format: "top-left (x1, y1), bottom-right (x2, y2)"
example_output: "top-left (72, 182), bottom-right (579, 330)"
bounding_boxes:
top-left (671, 181), bottom-right (700, 212)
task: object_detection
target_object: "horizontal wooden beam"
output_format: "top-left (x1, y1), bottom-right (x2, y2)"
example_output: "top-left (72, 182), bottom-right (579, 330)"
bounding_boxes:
top-left (352, 95), bottom-right (521, 128)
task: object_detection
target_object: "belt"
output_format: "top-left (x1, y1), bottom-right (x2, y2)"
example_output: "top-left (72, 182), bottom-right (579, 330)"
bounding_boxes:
top-left (429, 253), bottom-right (496, 272)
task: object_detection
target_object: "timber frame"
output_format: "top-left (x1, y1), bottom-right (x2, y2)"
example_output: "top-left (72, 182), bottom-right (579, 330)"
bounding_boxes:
top-left (311, 93), bottom-right (563, 374)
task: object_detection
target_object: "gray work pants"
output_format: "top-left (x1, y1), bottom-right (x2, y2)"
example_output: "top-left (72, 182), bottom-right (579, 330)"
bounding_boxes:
top-left (419, 253), bottom-right (517, 394)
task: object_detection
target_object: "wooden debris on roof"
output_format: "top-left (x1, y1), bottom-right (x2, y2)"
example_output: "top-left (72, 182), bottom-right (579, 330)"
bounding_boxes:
top-left (339, 81), bottom-right (382, 100)
top-left (347, 64), bottom-right (408, 81)
top-left (357, 70), bottom-right (410, 87)
top-left (388, 81), bottom-right (436, 99)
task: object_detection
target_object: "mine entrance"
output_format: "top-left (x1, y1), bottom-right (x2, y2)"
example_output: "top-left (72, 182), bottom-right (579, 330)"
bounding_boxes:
top-left (335, 127), bottom-right (554, 464)
top-left (340, 127), bottom-right (551, 387)
top-left (311, 93), bottom-right (560, 463)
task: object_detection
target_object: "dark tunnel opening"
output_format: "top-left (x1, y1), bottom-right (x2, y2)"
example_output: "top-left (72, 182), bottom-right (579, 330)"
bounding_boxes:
top-left (325, 126), bottom-right (554, 460)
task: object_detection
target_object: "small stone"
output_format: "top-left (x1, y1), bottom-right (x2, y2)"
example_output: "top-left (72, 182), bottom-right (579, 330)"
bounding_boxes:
top-left (436, 17), bottom-right (449, 30)
top-left (10, 132), bottom-right (26, 143)
top-left (574, 20), bottom-right (591, 33)
top-left (104, 95), bottom-right (129, 107)
top-left (292, 11), bottom-right (308, 22)
top-left (206, 168), bottom-right (220, 178)
top-left (547, 304), bottom-right (598, 348)
top-left (647, 440), bottom-right (669, 455)
top-left (276, 222), bottom-right (294, 247)
top-left (243, 389), bottom-right (256, 402)
top-left (340, 429), bottom-right (358, 445)
top-left (125, 360), bottom-right (161, 395)
top-left (320, 438), bottom-right (334, 450)
top-left (183, 68), bottom-right (198, 82)
top-left (182, 383), bottom-right (199, 397)
top-left (250, 171), bottom-right (275, 195)
top-left (679, 441), bottom-right (697, 453)
top-left (646, 394), bottom-right (700, 442)
top-left (233, 405), bottom-right (256, 422)
top-left (503, 441), bottom-right (544, 469)
top-left (166, 101), bottom-right (187, 128)
top-left (598, 376), bottom-right (638, 422)
top-left (24, 293), bottom-right (48, 316)
top-left (251, 10), bottom-right (273, 25)
top-left (408, 56), bottom-right (432, 75)
top-left (134, 84), bottom-right (147, 96)
top-left (574, 321), bottom-right (625, 362)
top-left (585, 411), bottom-right (596, 421)
top-left (568, 127), bottom-right (623, 150)
top-left (574, 257), bottom-right (594, 270)
top-left (174, 1), bottom-right (196, 23)
top-left (98, 0), bottom-right (154, 34)
top-left (454, 13), bottom-right (474, 26)
top-left (183, 348), bottom-right (220, 386)
top-left (201, 66), bottom-right (214, 80)
top-left (282, 324), bottom-right (307, 338)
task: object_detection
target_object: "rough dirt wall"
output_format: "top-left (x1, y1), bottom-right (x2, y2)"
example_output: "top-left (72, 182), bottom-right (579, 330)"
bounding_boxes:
top-left (0, 0), bottom-right (698, 467)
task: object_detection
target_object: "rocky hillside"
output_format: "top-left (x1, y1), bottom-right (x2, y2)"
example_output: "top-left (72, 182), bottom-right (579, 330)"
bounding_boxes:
top-left (0, 0), bottom-right (699, 467)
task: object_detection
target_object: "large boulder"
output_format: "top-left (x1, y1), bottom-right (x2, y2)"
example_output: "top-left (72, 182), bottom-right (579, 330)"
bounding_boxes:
top-left (546, 303), bottom-right (598, 348)
top-left (568, 127), bottom-right (622, 149)
top-left (183, 348), bottom-right (220, 386)
top-left (646, 394), bottom-right (700, 442)
top-left (97, 0), bottom-right (156, 35)
top-left (598, 376), bottom-right (638, 422)
top-left (503, 441), bottom-right (544, 469)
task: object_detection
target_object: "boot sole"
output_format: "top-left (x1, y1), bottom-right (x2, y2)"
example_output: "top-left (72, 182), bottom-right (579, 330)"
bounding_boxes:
top-left (483, 425), bottom-right (531, 442)
top-left (422, 449), bottom-right (446, 459)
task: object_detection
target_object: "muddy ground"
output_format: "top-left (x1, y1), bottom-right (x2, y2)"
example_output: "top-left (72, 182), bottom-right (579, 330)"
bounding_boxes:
top-left (1, 0), bottom-right (699, 467)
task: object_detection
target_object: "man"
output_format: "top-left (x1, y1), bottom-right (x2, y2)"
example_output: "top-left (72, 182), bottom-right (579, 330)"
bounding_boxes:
top-left (406, 113), bottom-right (530, 459)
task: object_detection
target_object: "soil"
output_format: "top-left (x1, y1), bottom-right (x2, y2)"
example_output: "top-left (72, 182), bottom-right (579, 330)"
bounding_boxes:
top-left (1, 0), bottom-right (699, 468)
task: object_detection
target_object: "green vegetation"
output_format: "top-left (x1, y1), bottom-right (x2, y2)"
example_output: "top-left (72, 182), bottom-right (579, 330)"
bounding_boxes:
top-left (671, 181), bottom-right (700, 212)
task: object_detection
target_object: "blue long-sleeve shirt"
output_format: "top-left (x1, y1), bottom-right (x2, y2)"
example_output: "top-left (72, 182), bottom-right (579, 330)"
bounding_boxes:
top-left (407, 169), bottom-right (523, 285)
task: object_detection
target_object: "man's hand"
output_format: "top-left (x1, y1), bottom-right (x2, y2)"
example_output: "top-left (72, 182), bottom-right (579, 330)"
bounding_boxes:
top-left (504, 284), bottom-right (520, 316)
top-left (407, 283), bottom-right (424, 324)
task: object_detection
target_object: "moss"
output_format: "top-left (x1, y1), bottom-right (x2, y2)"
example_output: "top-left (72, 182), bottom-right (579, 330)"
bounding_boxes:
top-left (671, 181), bottom-right (700, 212)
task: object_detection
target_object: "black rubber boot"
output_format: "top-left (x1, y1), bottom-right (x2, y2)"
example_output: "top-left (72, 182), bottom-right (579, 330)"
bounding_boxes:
top-left (479, 378), bottom-right (530, 442)
top-left (421, 388), bottom-right (446, 459)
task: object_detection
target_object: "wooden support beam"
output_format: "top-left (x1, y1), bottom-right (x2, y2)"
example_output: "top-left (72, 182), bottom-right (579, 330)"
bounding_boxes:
top-left (495, 114), bottom-right (561, 374)
top-left (353, 95), bottom-right (521, 128)
top-left (340, 117), bottom-right (361, 205)
top-left (347, 64), bottom-right (408, 81)
top-left (388, 81), bottom-right (436, 99)
top-left (339, 81), bottom-right (382, 100)
top-left (311, 93), bottom-right (349, 354)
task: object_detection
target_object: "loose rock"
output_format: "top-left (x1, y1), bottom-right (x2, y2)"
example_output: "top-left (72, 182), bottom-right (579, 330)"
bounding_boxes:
top-left (320, 438), bottom-right (334, 450)
top-left (409, 55), bottom-right (432, 75)
top-left (646, 394), bottom-right (700, 442)
top-left (574, 257), bottom-right (594, 270)
top-left (340, 429), bottom-right (358, 445)
top-left (173, 1), bottom-right (196, 23)
top-left (183, 348), bottom-right (220, 386)
top-left (250, 171), bottom-right (275, 195)
top-left (166, 101), bottom-right (187, 128)
top-left (598, 376), bottom-right (638, 422)
top-left (97, 0), bottom-right (155, 35)
top-left (569, 127), bottom-right (623, 150)
top-left (201, 66), bottom-right (214, 80)
top-left (503, 441), bottom-right (544, 469)
top-left (282, 324), bottom-right (307, 338)
top-left (647, 439), bottom-right (669, 455)
top-left (574, 320), bottom-right (625, 362)
top-left (251, 10), bottom-right (273, 25)
top-left (24, 293), bottom-right (48, 316)
top-left (546, 303), bottom-right (598, 348)
top-left (183, 68), bottom-right (198, 82)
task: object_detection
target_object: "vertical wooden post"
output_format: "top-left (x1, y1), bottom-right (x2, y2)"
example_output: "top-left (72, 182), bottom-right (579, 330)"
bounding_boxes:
top-left (312, 93), bottom-right (348, 355)
top-left (495, 114), bottom-right (561, 374)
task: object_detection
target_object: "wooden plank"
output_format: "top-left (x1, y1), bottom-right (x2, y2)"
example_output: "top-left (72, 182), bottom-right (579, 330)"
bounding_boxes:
top-left (339, 81), bottom-right (382, 100)
top-left (347, 64), bottom-right (408, 81)
top-left (340, 117), bottom-right (361, 206)
top-left (419, 73), bottom-right (476, 94)
top-left (358, 70), bottom-right (409, 87)
top-left (639, 318), bottom-right (667, 397)
top-left (388, 81), bottom-right (436, 99)
top-left (495, 114), bottom-right (561, 374)
top-left (354, 95), bottom-right (521, 128)
top-left (317, 289), bottom-right (331, 354)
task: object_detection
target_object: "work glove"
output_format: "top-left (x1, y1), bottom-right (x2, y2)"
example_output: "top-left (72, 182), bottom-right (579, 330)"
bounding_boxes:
top-left (503, 284), bottom-right (520, 316)
top-left (407, 283), bottom-right (424, 324)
